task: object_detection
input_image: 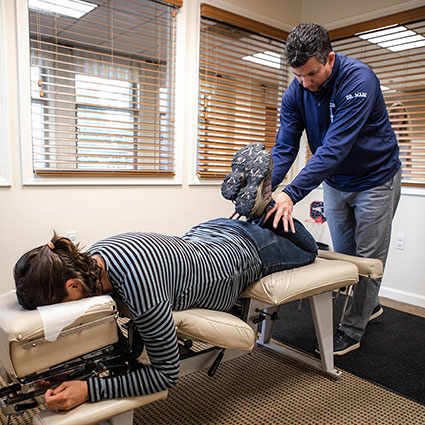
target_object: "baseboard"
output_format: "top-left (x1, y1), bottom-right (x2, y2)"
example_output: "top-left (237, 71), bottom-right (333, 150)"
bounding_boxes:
top-left (379, 286), bottom-right (425, 309)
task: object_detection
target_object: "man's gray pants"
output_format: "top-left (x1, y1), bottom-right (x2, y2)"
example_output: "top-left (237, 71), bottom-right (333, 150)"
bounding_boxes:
top-left (323, 168), bottom-right (402, 342)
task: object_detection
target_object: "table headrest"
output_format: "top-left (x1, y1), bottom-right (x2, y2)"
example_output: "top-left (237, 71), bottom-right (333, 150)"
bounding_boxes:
top-left (0, 291), bottom-right (116, 343)
top-left (0, 291), bottom-right (118, 378)
top-left (38, 295), bottom-right (116, 342)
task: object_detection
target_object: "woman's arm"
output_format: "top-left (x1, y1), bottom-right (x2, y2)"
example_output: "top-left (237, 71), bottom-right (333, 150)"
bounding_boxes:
top-left (88, 300), bottom-right (179, 401)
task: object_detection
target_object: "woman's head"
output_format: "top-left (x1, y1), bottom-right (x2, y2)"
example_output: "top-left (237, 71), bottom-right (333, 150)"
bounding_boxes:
top-left (14, 232), bottom-right (103, 310)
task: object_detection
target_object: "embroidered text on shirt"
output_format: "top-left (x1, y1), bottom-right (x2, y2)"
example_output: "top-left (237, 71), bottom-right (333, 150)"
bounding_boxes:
top-left (346, 92), bottom-right (368, 101)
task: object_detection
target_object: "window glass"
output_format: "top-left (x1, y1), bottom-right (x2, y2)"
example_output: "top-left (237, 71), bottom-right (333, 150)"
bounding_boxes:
top-left (27, 0), bottom-right (177, 176)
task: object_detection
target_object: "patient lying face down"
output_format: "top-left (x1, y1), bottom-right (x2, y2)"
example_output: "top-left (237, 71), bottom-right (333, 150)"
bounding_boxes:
top-left (13, 143), bottom-right (318, 411)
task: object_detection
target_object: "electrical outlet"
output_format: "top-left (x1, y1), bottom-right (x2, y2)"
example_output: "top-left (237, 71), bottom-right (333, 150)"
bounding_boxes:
top-left (395, 232), bottom-right (406, 250)
top-left (65, 231), bottom-right (77, 243)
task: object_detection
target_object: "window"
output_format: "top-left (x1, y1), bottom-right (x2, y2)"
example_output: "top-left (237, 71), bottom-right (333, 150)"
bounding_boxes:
top-left (197, 5), bottom-right (289, 179)
top-left (329, 9), bottom-right (425, 187)
top-left (26, 0), bottom-right (180, 177)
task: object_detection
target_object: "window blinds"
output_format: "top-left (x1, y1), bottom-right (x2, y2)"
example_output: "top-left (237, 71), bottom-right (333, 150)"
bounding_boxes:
top-left (28, 0), bottom-right (179, 176)
top-left (331, 11), bottom-right (425, 187)
top-left (197, 5), bottom-right (289, 178)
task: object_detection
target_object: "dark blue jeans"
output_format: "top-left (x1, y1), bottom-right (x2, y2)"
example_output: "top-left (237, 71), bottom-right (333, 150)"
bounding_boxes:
top-left (209, 215), bottom-right (317, 277)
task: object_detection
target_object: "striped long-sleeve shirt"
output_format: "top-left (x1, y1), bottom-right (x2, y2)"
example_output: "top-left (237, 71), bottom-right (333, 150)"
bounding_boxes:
top-left (87, 220), bottom-right (262, 401)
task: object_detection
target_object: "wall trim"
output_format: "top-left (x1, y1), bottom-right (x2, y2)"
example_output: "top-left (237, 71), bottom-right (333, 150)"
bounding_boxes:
top-left (380, 286), bottom-right (425, 309)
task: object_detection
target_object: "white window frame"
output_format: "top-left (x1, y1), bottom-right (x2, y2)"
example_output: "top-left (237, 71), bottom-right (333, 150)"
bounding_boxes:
top-left (16, 0), bottom-right (183, 186)
top-left (0, 0), bottom-right (11, 187)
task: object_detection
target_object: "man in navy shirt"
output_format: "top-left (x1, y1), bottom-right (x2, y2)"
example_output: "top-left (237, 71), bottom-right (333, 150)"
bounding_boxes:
top-left (266, 23), bottom-right (401, 355)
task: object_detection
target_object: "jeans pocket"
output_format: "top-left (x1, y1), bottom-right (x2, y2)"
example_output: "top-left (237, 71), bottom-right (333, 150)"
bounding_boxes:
top-left (256, 233), bottom-right (277, 251)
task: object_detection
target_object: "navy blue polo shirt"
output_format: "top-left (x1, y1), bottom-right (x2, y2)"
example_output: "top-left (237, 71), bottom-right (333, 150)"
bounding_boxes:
top-left (272, 53), bottom-right (401, 203)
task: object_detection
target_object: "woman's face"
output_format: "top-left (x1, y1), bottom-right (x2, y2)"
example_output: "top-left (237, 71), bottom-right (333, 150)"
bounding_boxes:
top-left (62, 279), bottom-right (86, 302)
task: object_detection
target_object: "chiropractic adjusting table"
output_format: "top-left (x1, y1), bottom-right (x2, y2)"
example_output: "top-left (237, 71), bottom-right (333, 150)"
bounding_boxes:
top-left (0, 250), bottom-right (382, 425)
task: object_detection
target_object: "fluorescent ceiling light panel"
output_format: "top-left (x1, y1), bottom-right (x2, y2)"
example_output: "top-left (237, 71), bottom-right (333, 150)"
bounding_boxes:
top-left (358, 25), bottom-right (405, 40)
top-left (388, 40), bottom-right (425, 52)
top-left (357, 25), bottom-right (425, 52)
top-left (369, 30), bottom-right (416, 44)
top-left (242, 51), bottom-right (281, 69)
top-left (379, 34), bottom-right (424, 48)
top-left (29, 0), bottom-right (97, 19)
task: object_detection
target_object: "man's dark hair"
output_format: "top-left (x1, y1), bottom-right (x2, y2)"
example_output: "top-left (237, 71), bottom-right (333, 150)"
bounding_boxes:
top-left (285, 23), bottom-right (332, 68)
top-left (14, 232), bottom-right (102, 310)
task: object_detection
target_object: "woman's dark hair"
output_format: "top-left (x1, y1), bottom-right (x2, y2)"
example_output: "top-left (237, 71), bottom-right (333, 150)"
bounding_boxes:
top-left (14, 232), bottom-right (102, 310)
top-left (285, 22), bottom-right (332, 68)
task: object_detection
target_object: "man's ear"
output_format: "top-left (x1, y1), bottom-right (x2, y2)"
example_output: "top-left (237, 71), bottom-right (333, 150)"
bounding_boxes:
top-left (328, 51), bottom-right (335, 67)
top-left (64, 279), bottom-right (85, 301)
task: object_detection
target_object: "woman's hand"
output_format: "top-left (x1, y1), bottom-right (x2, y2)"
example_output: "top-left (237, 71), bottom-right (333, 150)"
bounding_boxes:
top-left (45, 380), bottom-right (89, 411)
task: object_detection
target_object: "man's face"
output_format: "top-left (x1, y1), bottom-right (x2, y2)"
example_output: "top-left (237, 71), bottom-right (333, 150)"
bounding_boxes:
top-left (291, 52), bottom-right (335, 92)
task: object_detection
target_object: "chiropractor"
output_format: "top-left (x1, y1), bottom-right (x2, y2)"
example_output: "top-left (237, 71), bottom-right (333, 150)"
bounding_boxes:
top-left (266, 22), bottom-right (401, 355)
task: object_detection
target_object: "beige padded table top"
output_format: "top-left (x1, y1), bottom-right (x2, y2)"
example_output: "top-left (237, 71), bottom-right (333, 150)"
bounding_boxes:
top-left (243, 257), bottom-right (359, 305)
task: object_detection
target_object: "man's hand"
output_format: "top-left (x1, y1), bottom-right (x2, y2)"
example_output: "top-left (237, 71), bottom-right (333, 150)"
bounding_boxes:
top-left (45, 381), bottom-right (89, 411)
top-left (265, 192), bottom-right (295, 233)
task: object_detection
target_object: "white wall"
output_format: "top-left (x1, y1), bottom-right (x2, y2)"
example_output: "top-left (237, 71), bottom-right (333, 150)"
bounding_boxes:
top-left (1, 0), bottom-right (424, 308)
top-left (380, 193), bottom-right (425, 306)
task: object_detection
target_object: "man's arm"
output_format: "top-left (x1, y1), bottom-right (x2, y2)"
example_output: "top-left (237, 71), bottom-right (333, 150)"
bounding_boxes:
top-left (271, 82), bottom-right (304, 190)
top-left (268, 83), bottom-right (304, 232)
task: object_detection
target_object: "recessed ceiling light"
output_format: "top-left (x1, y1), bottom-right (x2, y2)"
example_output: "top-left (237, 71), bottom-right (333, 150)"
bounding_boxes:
top-left (357, 25), bottom-right (405, 40)
top-left (379, 34), bottom-right (424, 48)
top-left (388, 39), bottom-right (425, 52)
top-left (368, 30), bottom-right (416, 44)
top-left (357, 25), bottom-right (425, 52)
top-left (242, 51), bottom-right (281, 69)
top-left (29, 0), bottom-right (97, 19)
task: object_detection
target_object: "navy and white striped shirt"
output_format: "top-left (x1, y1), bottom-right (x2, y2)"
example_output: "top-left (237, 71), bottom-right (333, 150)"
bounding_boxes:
top-left (87, 220), bottom-right (262, 401)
